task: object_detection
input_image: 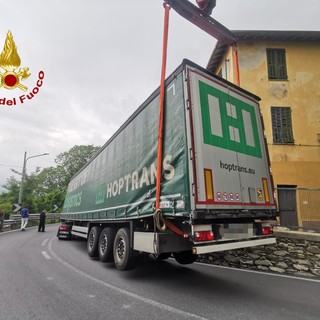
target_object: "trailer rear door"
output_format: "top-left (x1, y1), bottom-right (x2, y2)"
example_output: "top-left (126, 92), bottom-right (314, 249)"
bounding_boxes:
top-left (185, 66), bottom-right (276, 211)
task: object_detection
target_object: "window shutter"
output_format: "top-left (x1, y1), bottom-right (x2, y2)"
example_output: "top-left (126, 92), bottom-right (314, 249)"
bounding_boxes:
top-left (271, 107), bottom-right (294, 143)
top-left (267, 49), bottom-right (288, 80)
top-left (267, 50), bottom-right (277, 79)
top-left (277, 50), bottom-right (288, 79)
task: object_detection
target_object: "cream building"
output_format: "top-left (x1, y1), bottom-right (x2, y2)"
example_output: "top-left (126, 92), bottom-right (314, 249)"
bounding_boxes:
top-left (207, 31), bottom-right (320, 229)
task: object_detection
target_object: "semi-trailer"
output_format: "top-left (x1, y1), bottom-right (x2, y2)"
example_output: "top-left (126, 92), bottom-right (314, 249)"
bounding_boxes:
top-left (58, 59), bottom-right (277, 270)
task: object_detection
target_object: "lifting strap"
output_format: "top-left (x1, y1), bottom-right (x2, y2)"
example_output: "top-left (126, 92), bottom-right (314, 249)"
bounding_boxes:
top-left (155, 3), bottom-right (170, 211)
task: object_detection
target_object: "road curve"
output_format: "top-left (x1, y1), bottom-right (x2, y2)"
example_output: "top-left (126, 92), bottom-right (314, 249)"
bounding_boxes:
top-left (0, 225), bottom-right (319, 320)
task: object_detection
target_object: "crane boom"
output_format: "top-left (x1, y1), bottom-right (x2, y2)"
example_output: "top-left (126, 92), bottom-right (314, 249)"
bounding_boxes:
top-left (165, 0), bottom-right (236, 43)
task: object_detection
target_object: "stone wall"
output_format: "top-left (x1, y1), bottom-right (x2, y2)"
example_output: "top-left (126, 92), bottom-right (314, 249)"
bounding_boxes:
top-left (198, 229), bottom-right (320, 278)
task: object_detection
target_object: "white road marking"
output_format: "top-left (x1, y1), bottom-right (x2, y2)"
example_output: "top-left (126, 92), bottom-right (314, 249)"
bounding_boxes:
top-left (41, 239), bottom-right (49, 247)
top-left (48, 237), bottom-right (208, 320)
top-left (41, 251), bottom-right (51, 260)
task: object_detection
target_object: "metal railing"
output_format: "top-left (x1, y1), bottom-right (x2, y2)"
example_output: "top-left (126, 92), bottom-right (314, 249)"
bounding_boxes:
top-left (1, 213), bottom-right (60, 231)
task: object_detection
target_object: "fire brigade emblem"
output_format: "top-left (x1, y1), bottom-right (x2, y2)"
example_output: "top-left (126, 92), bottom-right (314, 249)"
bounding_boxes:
top-left (0, 31), bottom-right (30, 91)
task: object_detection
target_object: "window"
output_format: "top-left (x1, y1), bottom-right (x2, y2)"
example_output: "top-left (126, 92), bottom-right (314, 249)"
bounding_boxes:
top-left (266, 49), bottom-right (288, 80)
top-left (271, 107), bottom-right (294, 143)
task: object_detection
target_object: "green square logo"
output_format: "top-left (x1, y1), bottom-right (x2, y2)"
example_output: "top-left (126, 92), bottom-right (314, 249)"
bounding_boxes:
top-left (95, 184), bottom-right (105, 205)
top-left (199, 80), bottom-right (262, 158)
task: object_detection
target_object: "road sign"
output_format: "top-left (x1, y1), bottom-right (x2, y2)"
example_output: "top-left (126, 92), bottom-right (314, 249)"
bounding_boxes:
top-left (13, 203), bottom-right (21, 212)
top-left (53, 205), bottom-right (58, 212)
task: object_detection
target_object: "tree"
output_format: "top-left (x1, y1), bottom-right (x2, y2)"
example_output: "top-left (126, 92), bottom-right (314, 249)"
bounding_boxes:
top-left (0, 144), bottom-right (100, 214)
top-left (34, 145), bottom-right (100, 211)
top-left (54, 145), bottom-right (100, 189)
top-left (0, 176), bottom-right (20, 217)
top-left (0, 168), bottom-right (42, 213)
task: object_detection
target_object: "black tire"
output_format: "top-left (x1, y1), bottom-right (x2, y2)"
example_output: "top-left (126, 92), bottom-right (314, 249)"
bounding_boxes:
top-left (98, 227), bottom-right (116, 262)
top-left (113, 228), bottom-right (138, 271)
top-left (87, 226), bottom-right (102, 257)
top-left (154, 252), bottom-right (171, 260)
top-left (173, 251), bottom-right (198, 265)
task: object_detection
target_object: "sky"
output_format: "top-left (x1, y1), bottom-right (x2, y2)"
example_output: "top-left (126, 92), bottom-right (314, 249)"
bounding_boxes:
top-left (0, 0), bottom-right (319, 191)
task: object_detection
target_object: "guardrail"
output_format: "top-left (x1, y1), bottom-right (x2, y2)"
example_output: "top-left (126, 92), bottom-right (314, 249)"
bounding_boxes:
top-left (1, 213), bottom-right (60, 231)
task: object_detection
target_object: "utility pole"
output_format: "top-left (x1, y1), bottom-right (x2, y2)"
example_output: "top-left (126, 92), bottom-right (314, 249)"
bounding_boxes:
top-left (18, 151), bottom-right (49, 206)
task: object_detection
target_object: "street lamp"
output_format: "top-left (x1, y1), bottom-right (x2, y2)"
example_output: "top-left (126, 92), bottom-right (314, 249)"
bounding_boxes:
top-left (18, 151), bottom-right (49, 206)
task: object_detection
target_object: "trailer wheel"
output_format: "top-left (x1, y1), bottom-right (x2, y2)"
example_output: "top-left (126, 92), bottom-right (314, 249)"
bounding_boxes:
top-left (113, 228), bottom-right (138, 271)
top-left (98, 227), bottom-right (116, 262)
top-left (87, 226), bottom-right (102, 257)
top-left (173, 251), bottom-right (198, 265)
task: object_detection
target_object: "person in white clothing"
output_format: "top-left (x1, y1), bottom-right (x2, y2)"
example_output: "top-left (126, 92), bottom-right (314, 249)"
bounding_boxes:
top-left (21, 207), bottom-right (29, 231)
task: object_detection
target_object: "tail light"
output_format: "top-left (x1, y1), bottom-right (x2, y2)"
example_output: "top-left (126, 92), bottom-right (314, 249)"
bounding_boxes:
top-left (262, 226), bottom-right (273, 235)
top-left (194, 230), bottom-right (215, 241)
top-left (59, 226), bottom-right (68, 231)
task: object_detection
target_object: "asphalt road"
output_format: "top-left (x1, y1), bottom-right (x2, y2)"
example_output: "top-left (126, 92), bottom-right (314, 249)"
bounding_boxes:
top-left (0, 225), bottom-right (319, 320)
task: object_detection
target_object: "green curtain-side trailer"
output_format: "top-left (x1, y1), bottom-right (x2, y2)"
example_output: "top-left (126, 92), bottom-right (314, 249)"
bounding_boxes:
top-left (59, 60), bottom-right (277, 270)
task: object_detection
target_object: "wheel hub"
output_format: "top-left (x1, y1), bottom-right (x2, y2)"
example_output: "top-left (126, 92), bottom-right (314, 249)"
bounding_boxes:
top-left (101, 234), bottom-right (107, 253)
top-left (89, 232), bottom-right (95, 250)
top-left (116, 238), bottom-right (125, 260)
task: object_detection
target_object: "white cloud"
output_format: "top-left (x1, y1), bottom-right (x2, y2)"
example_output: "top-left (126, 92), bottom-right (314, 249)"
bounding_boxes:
top-left (0, 0), bottom-right (319, 190)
